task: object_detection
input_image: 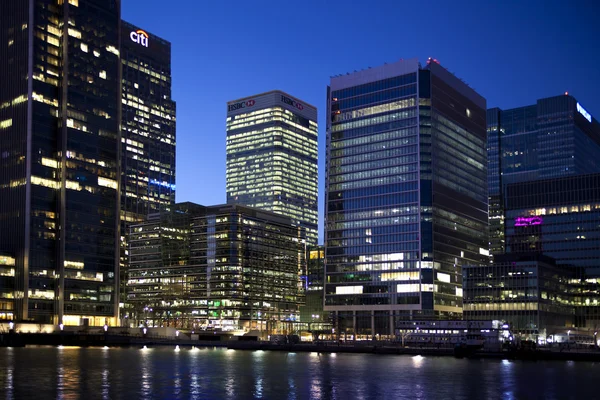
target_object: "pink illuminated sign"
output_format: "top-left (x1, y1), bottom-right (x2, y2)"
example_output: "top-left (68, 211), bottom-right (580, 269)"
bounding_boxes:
top-left (515, 216), bottom-right (543, 226)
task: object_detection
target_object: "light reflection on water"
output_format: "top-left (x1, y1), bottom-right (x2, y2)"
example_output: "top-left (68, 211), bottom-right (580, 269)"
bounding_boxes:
top-left (0, 347), bottom-right (599, 399)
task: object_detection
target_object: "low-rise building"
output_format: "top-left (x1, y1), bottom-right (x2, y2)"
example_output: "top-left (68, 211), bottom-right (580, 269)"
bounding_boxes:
top-left (127, 202), bottom-right (306, 334)
top-left (463, 254), bottom-right (576, 340)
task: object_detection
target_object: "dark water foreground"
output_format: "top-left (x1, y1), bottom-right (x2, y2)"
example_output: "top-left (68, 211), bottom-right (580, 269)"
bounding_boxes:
top-left (0, 346), bottom-right (597, 399)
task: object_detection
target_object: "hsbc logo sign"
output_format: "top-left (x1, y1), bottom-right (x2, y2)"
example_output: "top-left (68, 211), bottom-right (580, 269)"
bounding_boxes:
top-left (281, 95), bottom-right (304, 111)
top-left (228, 99), bottom-right (256, 112)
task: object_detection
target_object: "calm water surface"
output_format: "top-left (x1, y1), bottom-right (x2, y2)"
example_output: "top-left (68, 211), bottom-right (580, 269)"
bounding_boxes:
top-left (0, 346), bottom-right (597, 399)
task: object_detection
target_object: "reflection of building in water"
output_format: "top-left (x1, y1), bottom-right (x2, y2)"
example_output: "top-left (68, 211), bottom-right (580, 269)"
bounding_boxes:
top-left (127, 202), bottom-right (306, 333)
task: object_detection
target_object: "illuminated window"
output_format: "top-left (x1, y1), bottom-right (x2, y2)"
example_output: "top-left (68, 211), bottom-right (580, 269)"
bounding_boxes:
top-left (335, 285), bottom-right (363, 295)
top-left (106, 45), bottom-right (119, 56)
top-left (99, 70), bottom-right (106, 79)
top-left (67, 28), bottom-right (81, 38)
top-left (41, 157), bottom-right (58, 168)
top-left (47, 36), bottom-right (60, 47)
top-left (80, 42), bottom-right (88, 53)
top-left (0, 118), bottom-right (12, 129)
top-left (66, 181), bottom-right (81, 190)
top-left (397, 284), bottom-right (419, 293)
top-left (31, 176), bottom-right (60, 189)
top-left (98, 177), bottom-right (118, 189)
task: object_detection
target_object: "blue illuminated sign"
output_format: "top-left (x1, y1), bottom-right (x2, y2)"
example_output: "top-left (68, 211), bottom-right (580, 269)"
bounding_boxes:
top-left (577, 102), bottom-right (592, 123)
top-left (150, 179), bottom-right (175, 190)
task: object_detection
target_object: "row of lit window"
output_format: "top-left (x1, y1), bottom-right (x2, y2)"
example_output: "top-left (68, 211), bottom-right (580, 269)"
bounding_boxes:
top-left (332, 109), bottom-right (416, 133)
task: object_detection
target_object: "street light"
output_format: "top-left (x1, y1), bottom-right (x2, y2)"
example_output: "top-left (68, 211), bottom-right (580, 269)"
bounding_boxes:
top-left (59, 323), bottom-right (64, 331)
top-left (104, 324), bottom-right (108, 332)
top-left (8, 321), bottom-right (14, 330)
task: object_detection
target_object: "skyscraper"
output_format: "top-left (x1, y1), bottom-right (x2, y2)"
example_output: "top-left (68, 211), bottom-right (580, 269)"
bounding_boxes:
top-left (226, 91), bottom-right (318, 245)
top-left (0, 0), bottom-right (121, 325)
top-left (324, 58), bottom-right (488, 337)
top-left (464, 94), bottom-right (600, 338)
top-left (487, 94), bottom-right (600, 257)
top-left (120, 21), bottom-right (176, 303)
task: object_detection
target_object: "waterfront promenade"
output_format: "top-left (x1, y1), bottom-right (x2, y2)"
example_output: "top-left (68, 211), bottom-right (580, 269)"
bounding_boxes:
top-left (3, 330), bottom-right (600, 362)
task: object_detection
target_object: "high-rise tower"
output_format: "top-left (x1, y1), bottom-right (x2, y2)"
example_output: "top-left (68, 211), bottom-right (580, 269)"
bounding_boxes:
top-left (119, 21), bottom-right (176, 307)
top-left (226, 91), bottom-right (318, 245)
top-left (0, 0), bottom-right (122, 325)
top-left (324, 58), bottom-right (488, 337)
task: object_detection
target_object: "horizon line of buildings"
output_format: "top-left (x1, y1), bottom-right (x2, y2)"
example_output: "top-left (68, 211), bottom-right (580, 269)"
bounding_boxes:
top-left (2, 1), bottom-right (600, 343)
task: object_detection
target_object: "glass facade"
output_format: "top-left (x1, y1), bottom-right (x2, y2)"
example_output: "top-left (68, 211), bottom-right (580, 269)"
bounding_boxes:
top-left (0, 0), bottom-right (121, 325)
top-left (477, 97), bottom-right (600, 333)
top-left (120, 21), bottom-right (176, 304)
top-left (299, 245), bottom-right (328, 326)
top-left (324, 59), bottom-right (488, 337)
top-left (487, 94), bottom-right (600, 256)
top-left (464, 254), bottom-right (575, 338)
top-left (504, 174), bottom-right (600, 328)
top-left (226, 91), bottom-right (318, 245)
top-left (127, 203), bottom-right (306, 333)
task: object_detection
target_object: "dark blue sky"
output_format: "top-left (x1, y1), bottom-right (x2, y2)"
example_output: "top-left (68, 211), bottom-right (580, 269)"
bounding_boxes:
top-left (123, 0), bottom-right (600, 242)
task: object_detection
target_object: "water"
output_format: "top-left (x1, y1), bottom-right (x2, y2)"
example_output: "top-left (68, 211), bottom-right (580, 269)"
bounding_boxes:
top-left (0, 346), bottom-right (597, 399)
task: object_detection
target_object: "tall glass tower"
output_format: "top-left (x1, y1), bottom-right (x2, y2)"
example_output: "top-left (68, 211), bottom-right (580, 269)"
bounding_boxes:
top-left (226, 90), bottom-right (318, 245)
top-left (0, 0), bottom-right (121, 325)
top-left (120, 21), bottom-right (176, 307)
top-left (487, 95), bottom-right (600, 257)
top-left (324, 58), bottom-right (489, 337)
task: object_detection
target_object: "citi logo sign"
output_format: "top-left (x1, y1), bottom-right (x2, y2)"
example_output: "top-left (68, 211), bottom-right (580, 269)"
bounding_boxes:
top-left (228, 99), bottom-right (256, 112)
top-left (130, 29), bottom-right (149, 47)
top-left (281, 95), bottom-right (304, 111)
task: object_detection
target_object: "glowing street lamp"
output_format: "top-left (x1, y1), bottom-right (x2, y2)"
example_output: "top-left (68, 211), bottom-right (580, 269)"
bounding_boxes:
top-left (8, 321), bottom-right (14, 330)
top-left (59, 323), bottom-right (64, 331)
top-left (104, 324), bottom-right (108, 332)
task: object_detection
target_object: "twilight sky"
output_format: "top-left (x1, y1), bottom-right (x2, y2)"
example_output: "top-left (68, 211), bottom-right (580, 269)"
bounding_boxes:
top-left (122, 0), bottom-right (600, 243)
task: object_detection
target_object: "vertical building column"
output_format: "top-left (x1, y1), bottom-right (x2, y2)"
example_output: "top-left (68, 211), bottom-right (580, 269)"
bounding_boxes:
top-left (371, 313), bottom-right (375, 339)
top-left (352, 311), bottom-right (356, 340)
top-left (389, 311), bottom-right (395, 337)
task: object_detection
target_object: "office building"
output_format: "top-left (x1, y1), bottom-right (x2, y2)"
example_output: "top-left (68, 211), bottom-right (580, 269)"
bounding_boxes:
top-left (226, 91), bottom-right (318, 245)
top-left (323, 58), bottom-right (489, 337)
top-left (466, 96), bottom-right (600, 338)
top-left (299, 245), bottom-right (328, 326)
top-left (0, 0), bottom-right (121, 325)
top-left (127, 203), bottom-right (306, 333)
top-left (464, 254), bottom-right (575, 338)
top-left (120, 21), bottom-right (176, 302)
top-left (0, 255), bottom-right (15, 321)
top-left (487, 95), bottom-right (600, 256)
top-left (503, 173), bottom-right (600, 328)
